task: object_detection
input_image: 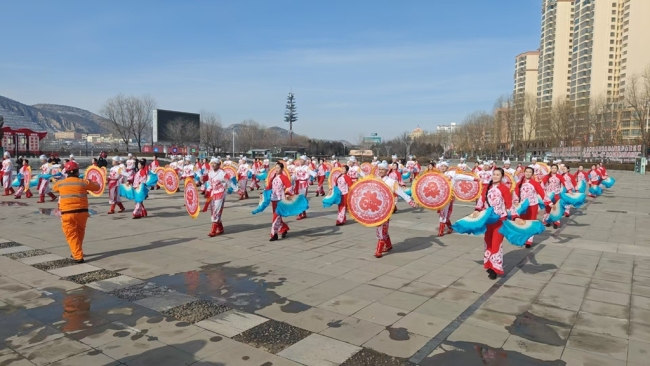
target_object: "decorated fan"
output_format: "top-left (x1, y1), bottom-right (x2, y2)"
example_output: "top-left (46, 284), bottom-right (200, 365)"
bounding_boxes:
top-left (276, 194), bottom-right (309, 217)
top-left (537, 195), bottom-right (546, 209)
top-left (588, 185), bottom-right (602, 196)
top-left (499, 220), bottom-right (546, 246)
top-left (119, 183), bottom-right (148, 203)
top-left (402, 171), bottom-right (411, 181)
top-left (601, 176), bottom-right (615, 188)
top-left (510, 199), bottom-right (530, 219)
top-left (576, 179), bottom-right (587, 193)
top-left (229, 162), bottom-right (239, 171)
top-left (451, 207), bottom-right (500, 235)
top-left (547, 199), bottom-right (565, 223)
top-left (453, 174), bottom-right (481, 202)
top-left (146, 171), bottom-right (158, 187)
top-left (222, 166), bottom-right (238, 183)
top-left (162, 168), bottom-right (180, 194)
top-left (155, 167), bottom-right (165, 188)
top-left (561, 189), bottom-right (586, 208)
top-left (328, 167), bottom-right (344, 190)
top-left (537, 162), bottom-right (550, 175)
top-left (361, 162), bottom-right (373, 176)
top-left (85, 166), bottom-right (106, 197)
top-left (256, 169), bottom-right (268, 181)
top-left (410, 172), bottom-right (452, 210)
top-left (184, 178), bottom-right (200, 219)
top-left (323, 186), bottom-right (342, 208)
top-left (404, 187), bottom-right (412, 197)
top-left (346, 176), bottom-right (394, 227)
top-left (252, 189), bottom-right (272, 214)
top-left (503, 172), bottom-right (516, 192)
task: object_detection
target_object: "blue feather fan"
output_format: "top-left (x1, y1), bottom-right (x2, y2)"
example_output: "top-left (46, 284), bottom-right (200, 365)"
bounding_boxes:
top-left (601, 176), bottom-right (615, 188)
top-left (561, 190), bottom-right (586, 208)
top-left (576, 180), bottom-right (587, 193)
top-left (452, 207), bottom-right (500, 235)
top-left (537, 195), bottom-right (546, 209)
top-left (276, 194), bottom-right (309, 217)
top-left (256, 170), bottom-right (268, 181)
top-left (499, 220), bottom-right (546, 246)
top-left (226, 177), bottom-right (238, 194)
top-left (547, 199), bottom-right (565, 223)
top-left (509, 199), bottom-right (529, 219)
top-left (146, 171), bottom-right (158, 187)
top-left (119, 184), bottom-right (149, 203)
top-left (323, 186), bottom-right (342, 208)
top-left (402, 171), bottom-right (411, 180)
top-left (589, 185), bottom-right (602, 196)
top-left (252, 189), bottom-right (272, 214)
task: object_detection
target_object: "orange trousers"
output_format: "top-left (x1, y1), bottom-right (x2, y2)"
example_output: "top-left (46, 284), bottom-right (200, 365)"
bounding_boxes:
top-left (61, 212), bottom-right (89, 260)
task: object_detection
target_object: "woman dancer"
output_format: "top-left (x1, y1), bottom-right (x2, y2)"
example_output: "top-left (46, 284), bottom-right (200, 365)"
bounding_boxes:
top-left (515, 167), bottom-right (549, 248)
top-left (131, 159), bottom-right (149, 219)
top-left (14, 159), bottom-right (33, 199)
top-left (334, 165), bottom-right (353, 226)
top-left (541, 164), bottom-right (571, 228)
top-left (206, 158), bottom-right (240, 237)
top-left (471, 168), bottom-right (522, 279)
top-left (268, 162), bottom-right (293, 241)
top-left (588, 164), bottom-right (603, 197)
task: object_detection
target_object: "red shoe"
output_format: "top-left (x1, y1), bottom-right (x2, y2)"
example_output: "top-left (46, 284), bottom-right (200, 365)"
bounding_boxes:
top-left (26, 191), bottom-right (33, 198)
top-left (438, 223), bottom-right (446, 237)
top-left (48, 193), bottom-right (57, 201)
top-left (215, 223), bottom-right (224, 235)
top-left (117, 203), bottom-right (126, 213)
top-left (564, 213), bottom-right (570, 218)
top-left (208, 223), bottom-right (218, 237)
top-left (374, 240), bottom-right (386, 258)
top-left (296, 213), bottom-right (306, 220)
top-left (446, 221), bottom-right (453, 234)
top-left (383, 237), bottom-right (393, 253)
top-left (37, 195), bottom-right (45, 203)
top-left (2, 189), bottom-right (8, 196)
top-left (14, 195), bottom-right (21, 199)
top-left (107, 204), bottom-right (116, 214)
top-left (132, 215), bottom-right (142, 219)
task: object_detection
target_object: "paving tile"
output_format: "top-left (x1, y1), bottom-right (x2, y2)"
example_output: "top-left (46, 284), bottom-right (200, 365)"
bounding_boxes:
top-left (580, 299), bottom-right (629, 319)
top-left (561, 347), bottom-right (626, 366)
top-left (540, 282), bottom-right (588, 299)
top-left (628, 339), bottom-right (650, 365)
top-left (589, 278), bottom-right (632, 294)
top-left (134, 291), bottom-right (196, 312)
top-left (630, 307), bottom-right (650, 326)
top-left (15, 336), bottom-right (91, 366)
top-left (464, 308), bottom-right (516, 333)
top-left (377, 291), bottom-right (428, 311)
top-left (343, 284), bottom-right (393, 302)
top-left (585, 288), bottom-right (631, 307)
top-left (0, 245), bottom-right (32, 255)
top-left (416, 272), bottom-right (460, 287)
top-left (68, 322), bottom-right (131, 348)
top-left (397, 281), bottom-right (445, 297)
top-left (196, 309), bottom-right (269, 337)
top-left (629, 321), bottom-right (650, 343)
top-left (413, 298), bottom-right (465, 320)
top-left (205, 342), bottom-right (301, 366)
top-left (48, 263), bottom-right (101, 277)
top-left (574, 312), bottom-right (629, 339)
top-left (3, 325), bottom-right (64, 350)
top-left (449, 278), bottom-right (495, 294)
top-left (48, 349), bottom-right (121, 366)
top-left (632, 284), bottom-right (650, 298)
top-left (86, 275), bottom-right (144, 292)
top-left (492, 284), bottom-right (540, 303)
top-left (362, 329), bottom-right (429, 358)
top-left (168, 330), bottom-right (239, 359)
top-left (433, 287), bottom-right (481, 306)
top-left (17, 253), bottom-right (63, 265)
top-left (549, 273), bottom-right (592, 287)
top-left (593, 271), bottom-right (632, 284)
top-left (566, 328), bottom-right (629, 361)
top-left (632, 294), bottom-right (650, 310)
top-left (286, 307), bottom-right (347, 333)
top-left (279, 333), bottom-right (361, 365)
top-left (352, 302), bottom-right (408, 326)
top-left (481, 297), bottom-right (531, 316)
top-left (391, 312), bottom-right (449, 337)
top-left (367, 275), bottom-right (412, 290)
top-left (535, 291), bottom-right (584, 312)
top-left (320, 316), bottom-right (385, 346)
top-left (99, 337), bottom-right (167, 364)
top-left (161, 299), bottom-right (230, 324)
top-left (123, 344), bottom-right (197, 366)
top-left (502, 334), bottom-right (564, 361)
top-left (0, 353), bottom-right (42, 366)
top-left (447, 323), bottom-right (510, 348)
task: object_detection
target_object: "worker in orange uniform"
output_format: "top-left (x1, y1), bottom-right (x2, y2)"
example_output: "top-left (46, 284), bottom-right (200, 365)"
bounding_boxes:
top-left (52, 161), bottom-right (99, 263)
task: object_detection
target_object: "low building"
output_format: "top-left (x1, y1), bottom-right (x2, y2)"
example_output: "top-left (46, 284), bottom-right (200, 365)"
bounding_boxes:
top-left (54, 131), bottom-right (83, 140)
top-left (0, 110), bottom-right (48, 156)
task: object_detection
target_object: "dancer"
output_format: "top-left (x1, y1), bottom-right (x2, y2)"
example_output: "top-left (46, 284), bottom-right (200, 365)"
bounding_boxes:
top-left (331, 155), bottom-right (342, 168)
top-left (14, 159), bottom-right (33, 199)
top-left (51, 161), bottom-right (100, 263)
top-left (333, 165), bottom-right (353, 226)
top-left (541, 164), bottom-right (570, 228)
top-left (292, 155), bottom-right (316, 220)
top-left (560, 165), bottom-right (577, 217)
top-left (2, 151), bottom-right (14, 196)
top-left (374, 161), bottom-right (417, 258)
top-left (107, 157), bottom-right (126, 214)
top-left (236, 157), bottom-right (252, 200)
top-left (588, 164), bottom-right (603, 197)
top-left (575, 166), bottom-right (588, 183)
top-left (347, 156), bottom-right (364, 183)
top-left (249, 158), bottom-right (263, 191)
top-left (125, 153), bottom-right (136, 184)
top-left (477, 162), bottom-right (493, 194)
top-left (457, 157), bottom-right (468, 172)
top-left (436, 161), bottom-right (476, 236)
top-left (223, 155), bottom-right (233, 166)
top-left (503, 159), bottom-right (515, 177)
top-left (206, 158), bottom-right (240, 237)
top-left (406, 156), bottom-right (418, 182)
top-left (131, 159), bottom-right (149, 219)
top-left (471, 167), bottom-right (522, 279)
top-left (514, 167), bottom-right (549, 248)
top-left (427, 161), bottom-right (437, 172)
top-left (37, 156), bottom-right (58, 203)
top-left (371, 156), bottom-right (379, 167)
top-left (268, 162), bottom-right (293, 241)
top-left (472, 160), bottom-right (482, 174)
top-left (316, 158), bottom-right (328, 197)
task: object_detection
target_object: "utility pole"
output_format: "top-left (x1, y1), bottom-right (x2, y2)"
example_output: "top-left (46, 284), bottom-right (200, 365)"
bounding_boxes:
top-left (284, 92), bottom-right (298, 144)
top-left (232, 128), bottom-right (235, 157)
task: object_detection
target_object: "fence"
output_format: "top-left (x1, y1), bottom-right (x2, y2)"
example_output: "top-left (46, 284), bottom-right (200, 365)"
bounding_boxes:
top-left (551, 144), bottom-right (644, 163)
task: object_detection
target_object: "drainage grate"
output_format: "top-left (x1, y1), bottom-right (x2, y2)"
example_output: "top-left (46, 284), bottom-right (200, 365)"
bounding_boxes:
top-left (607, 210), bottom-right (627, 213)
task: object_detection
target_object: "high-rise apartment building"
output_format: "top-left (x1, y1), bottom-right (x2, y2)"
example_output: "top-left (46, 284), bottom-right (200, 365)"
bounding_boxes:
top-left (514, 51), bottom-right (540, 140)
top-left (538, 0), bottom-right (575, 112)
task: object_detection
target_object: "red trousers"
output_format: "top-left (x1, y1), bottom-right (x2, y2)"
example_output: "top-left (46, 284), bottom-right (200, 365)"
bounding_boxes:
top-left (484, 220), bottom-right (504, 274)
top-left (520, 203), bottom-right (539, 243)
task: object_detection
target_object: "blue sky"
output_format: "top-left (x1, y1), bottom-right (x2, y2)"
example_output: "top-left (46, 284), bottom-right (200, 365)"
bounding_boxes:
top-left (1, 0), bottom-right (541, 141)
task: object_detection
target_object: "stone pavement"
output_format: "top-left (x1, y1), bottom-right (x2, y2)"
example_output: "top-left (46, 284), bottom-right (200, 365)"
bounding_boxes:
top-left (0, 170), bottom-right (649, 365)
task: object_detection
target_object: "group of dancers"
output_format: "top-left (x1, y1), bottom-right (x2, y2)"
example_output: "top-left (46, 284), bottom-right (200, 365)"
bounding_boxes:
top-left (1, 149), bottom-right (615, 280)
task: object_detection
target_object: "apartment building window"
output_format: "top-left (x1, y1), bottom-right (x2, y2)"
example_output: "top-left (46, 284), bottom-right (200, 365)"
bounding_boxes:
top-left (610, 32), bottom-right (615, 36)
top-left (609, 62), bottom-right (613, 66)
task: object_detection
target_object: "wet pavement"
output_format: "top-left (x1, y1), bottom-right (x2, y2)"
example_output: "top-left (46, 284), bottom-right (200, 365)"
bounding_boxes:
top-left (0, 170), bottom-right (648, 365)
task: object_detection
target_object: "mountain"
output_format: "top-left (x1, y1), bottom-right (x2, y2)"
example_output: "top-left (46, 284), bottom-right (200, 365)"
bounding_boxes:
top-left (0, 95), bottom-right (110, 134)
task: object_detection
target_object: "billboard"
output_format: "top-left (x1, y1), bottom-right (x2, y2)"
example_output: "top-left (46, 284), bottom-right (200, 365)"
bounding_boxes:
top-left (152, 109), bottom-right (200, 143)
top-left (363, 136), bottom-right (382, 144)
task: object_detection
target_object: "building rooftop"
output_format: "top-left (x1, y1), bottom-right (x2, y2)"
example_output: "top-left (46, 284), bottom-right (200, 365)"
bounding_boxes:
top-left (0, 107), bottom-right (46, 132)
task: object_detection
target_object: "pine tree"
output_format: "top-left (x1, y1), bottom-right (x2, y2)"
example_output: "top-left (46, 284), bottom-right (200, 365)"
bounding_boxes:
top-left (284, 92), bottom-right (298, 144)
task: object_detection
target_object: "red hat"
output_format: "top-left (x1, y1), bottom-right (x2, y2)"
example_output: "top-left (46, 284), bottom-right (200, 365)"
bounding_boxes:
top-left (64, 161), bottom-right (79, 171)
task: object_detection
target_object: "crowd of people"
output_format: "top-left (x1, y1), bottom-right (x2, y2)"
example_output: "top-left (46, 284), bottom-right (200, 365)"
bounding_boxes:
top-left (0, 150), bottom-right (614, 280)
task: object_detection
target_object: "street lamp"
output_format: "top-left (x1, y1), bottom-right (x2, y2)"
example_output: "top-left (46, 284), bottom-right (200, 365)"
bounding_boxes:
top-left (232, 128), bottom-right (236, 157)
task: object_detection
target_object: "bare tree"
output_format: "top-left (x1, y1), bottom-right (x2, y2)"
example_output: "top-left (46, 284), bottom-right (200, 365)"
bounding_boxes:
top-left (623, 66), bottom-right (650, 146)
top-left (200, 111), bottom-right (225, 154)
top-left (236, 119), bottom-right (267, 153)
top-left (522, 93), bottom-right (542, 152)
top-left (99, 94), bottom-right (134, 151)
top-left (130, 95), bottom-right (156, 152)
top-left (165, 118), bottom-right (200, 147)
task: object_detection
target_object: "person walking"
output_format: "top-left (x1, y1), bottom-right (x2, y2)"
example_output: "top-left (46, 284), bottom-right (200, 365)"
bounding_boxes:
top-left (52, 161), bottom-right (100, 263)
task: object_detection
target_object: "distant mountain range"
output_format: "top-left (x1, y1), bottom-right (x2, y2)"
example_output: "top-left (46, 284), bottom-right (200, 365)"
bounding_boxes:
top-left (0, 95), bottom-right (110, 134)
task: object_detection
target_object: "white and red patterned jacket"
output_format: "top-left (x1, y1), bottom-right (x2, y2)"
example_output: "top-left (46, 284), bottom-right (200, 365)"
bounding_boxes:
top-left (514, 178), bottom-right (548, 207)
top-left (317, 163), bottom-right (328, 177)
top-left (209, 169), bottom-right (238, 200)
top-left (476, 183), bottom-right (518, 219)
top-left (588, 170), bottom-right (602, 184)
top-left (347, 165), bottom-right (364, 181)
top-left (477, 169), bottom-right (492, 185)
top-left (237, 164), bottom-right (252, 180)
top-left (575, 171), bottom-right (588, 182)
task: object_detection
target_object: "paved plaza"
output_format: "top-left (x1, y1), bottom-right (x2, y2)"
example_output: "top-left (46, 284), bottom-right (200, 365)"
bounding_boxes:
top-left (1, 170), bottom-right (649, 365)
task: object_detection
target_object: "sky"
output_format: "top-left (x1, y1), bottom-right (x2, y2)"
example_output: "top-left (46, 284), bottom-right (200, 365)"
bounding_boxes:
top-left (0, 0), bottom-right (541, 142)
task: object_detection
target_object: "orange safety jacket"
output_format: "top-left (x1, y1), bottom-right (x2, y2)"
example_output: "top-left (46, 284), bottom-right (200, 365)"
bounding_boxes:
top-left (52, 177), bottom-right (100, 214)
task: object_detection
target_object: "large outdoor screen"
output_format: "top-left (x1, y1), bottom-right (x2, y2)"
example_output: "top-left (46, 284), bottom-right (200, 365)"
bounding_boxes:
top-left (152, 109), bottom-right (200, 143)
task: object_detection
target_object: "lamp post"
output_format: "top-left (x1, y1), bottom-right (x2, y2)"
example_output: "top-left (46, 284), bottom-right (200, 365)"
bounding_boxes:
top-left (232, 128), bottom-right (236, 157)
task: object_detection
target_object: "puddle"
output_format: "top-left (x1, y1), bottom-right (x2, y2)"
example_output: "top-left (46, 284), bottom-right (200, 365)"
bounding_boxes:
top-left (0, 201), bottom-right (28, 207)
top-left (34, 208), bottom-right (97, 216)
top-left (386, 326), bottom-right (410, 341)
top-left (148, 263), bottom-right (311, 314)
top-left (505, 311), bottom-right (567, 346)
top-left (420, 340), bottom-right (566, 366)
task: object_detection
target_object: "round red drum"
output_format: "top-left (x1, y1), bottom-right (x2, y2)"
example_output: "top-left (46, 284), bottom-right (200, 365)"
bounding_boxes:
top-left (411, 172), bottom-right (452, 210)
top-left (184, 178), bottom-right (200, 219)
top-left (163, 168), bottom-right (180, 194)
top-left (360, 162), bottom-right (372, 176)
top-left (504, 172), bottom-right (516, 193)
top-left (346, 177), bottom-right (394, 227)
top-left (155, 167), bottom-right (165, 188)
top-left (85, 166), bottom-right (106, 197)
top-left (328, 167), bottom-right (344, 190)
top-left (453, 174), bottom-right (482, 202)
